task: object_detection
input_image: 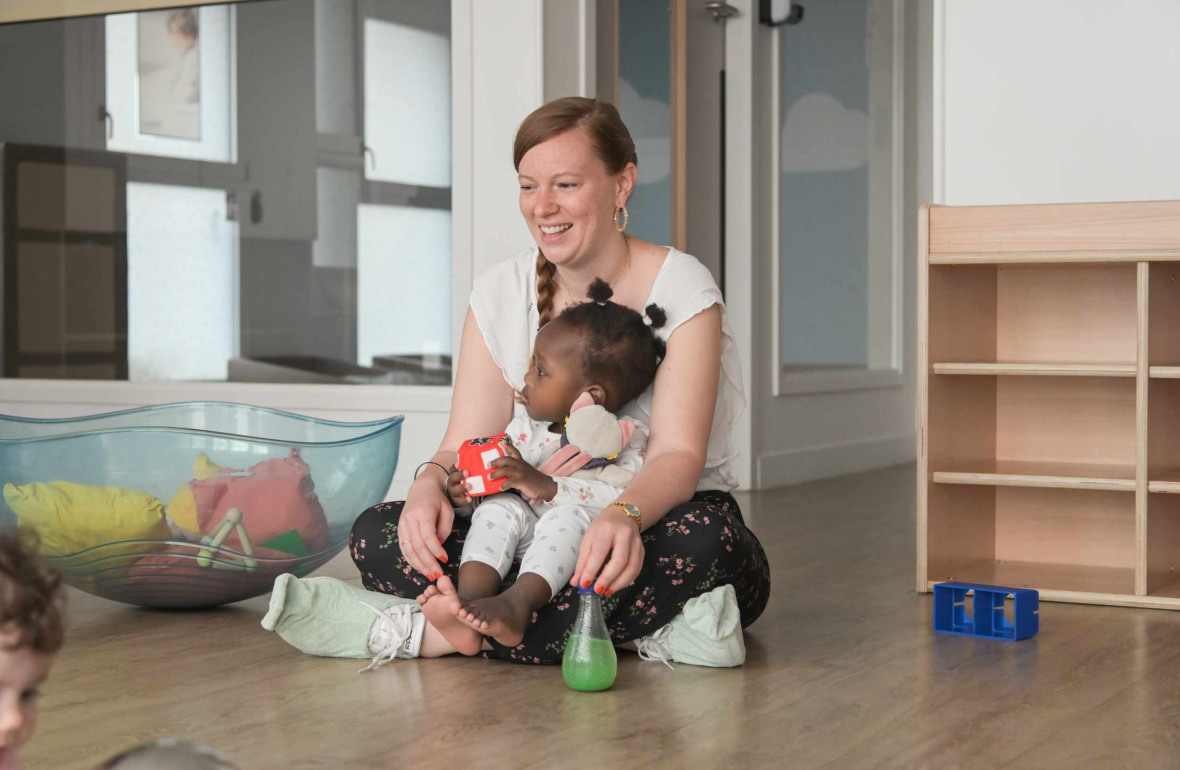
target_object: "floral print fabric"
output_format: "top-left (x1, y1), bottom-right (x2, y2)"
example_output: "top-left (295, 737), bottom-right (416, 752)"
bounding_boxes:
top-left (349, 490), bottom-right (771, 665)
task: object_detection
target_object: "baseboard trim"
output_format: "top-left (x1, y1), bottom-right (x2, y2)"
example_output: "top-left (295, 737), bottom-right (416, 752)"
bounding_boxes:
top-left (757, 432), bottom-right (916, 489)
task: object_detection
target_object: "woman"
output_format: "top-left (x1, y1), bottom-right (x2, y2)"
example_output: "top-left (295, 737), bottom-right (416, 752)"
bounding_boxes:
top-left (333, 97), bottom-right (769, 664)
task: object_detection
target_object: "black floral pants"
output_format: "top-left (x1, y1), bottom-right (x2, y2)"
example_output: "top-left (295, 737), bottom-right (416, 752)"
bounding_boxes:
top-left (348, 491), bottom-right (771, 665)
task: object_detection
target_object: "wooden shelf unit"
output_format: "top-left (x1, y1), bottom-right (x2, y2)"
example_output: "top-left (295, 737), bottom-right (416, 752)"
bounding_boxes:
top-left (918, 200), bottom-right (1180, 609)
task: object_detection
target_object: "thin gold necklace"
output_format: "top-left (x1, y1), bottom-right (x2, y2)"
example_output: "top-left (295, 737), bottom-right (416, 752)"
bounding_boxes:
top-left (555, 234), bottom-right (631, 299)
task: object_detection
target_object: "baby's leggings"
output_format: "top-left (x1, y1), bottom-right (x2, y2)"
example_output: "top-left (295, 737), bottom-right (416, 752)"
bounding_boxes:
top-left (460, 493), bottom-right (593, 598)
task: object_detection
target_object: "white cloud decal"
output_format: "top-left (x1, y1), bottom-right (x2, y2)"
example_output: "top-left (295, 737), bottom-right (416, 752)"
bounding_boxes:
top-left (618, 78), bottom-right (671, 185)
top-left (781, 91), bottom-right (868, 173)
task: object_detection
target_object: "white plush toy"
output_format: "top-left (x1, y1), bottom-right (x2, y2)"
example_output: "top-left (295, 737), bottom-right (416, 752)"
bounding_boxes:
top-left (539, 392), bottom-right (642, 488)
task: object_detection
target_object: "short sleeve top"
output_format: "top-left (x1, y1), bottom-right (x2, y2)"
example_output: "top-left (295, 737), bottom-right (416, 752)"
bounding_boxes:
top-left (469, 246), bottom-right (745, 492)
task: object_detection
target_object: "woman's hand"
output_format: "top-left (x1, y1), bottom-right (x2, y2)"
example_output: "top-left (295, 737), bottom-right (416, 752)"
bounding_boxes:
top-left (489, 444), bottom-right (557, 504)
top-left (570, 507), bottom-right (644, 596)
top-left (398, 475), bottom-right (454, 580)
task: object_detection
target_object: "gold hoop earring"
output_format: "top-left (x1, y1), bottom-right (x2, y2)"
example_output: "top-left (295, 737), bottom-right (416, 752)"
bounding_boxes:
top-left (614, 205), bottom-right (629, 233)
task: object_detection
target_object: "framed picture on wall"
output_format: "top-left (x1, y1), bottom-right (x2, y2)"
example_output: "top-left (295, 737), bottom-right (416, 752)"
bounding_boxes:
top-left (137, 8), bottom-right (202, 140)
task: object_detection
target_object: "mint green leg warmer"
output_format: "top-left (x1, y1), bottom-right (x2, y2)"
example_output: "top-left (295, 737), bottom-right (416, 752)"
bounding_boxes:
top-left (261, 574), bottom-right (419, 660)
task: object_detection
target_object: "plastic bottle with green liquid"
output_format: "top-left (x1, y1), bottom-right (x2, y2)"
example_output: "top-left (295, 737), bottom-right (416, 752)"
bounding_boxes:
top-left (562, 585), bottom-right (617, 691)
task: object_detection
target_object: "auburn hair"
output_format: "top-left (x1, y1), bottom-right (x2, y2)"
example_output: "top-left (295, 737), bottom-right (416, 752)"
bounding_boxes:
top-left (513, 97), bottom-right (638, 328)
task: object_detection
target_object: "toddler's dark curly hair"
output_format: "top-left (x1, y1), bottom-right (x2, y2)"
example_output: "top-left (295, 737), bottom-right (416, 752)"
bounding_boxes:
top-left (556, 278), bottom-right (667, 410)
top-left (0, 529), bottom-right (64, 653)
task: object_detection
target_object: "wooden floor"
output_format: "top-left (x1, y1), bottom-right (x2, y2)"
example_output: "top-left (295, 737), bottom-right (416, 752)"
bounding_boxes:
top-left (27, 464), bottom-right (1180, 769)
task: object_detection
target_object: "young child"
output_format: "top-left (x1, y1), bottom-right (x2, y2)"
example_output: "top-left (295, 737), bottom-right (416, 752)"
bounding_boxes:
top-left (0, 530), bottom-right (65, 770)
top-left (419, 278), bottom-right (665, 654)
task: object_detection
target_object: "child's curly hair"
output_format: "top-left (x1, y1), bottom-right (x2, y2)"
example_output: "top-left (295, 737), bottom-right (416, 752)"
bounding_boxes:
top-left (0, 529), bottom-right (64, 654)
top-left (556, 278), bottom-right (668, 410)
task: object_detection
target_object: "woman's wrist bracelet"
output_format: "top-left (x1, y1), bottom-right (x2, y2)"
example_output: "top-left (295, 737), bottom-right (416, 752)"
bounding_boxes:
top-left (414, 461), bottom-right (450, 488)
top-left (609, 502), bottom-right (643, 533)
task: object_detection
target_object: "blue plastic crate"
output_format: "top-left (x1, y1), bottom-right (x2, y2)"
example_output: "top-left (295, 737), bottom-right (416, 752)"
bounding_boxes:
top-left (933, 582), bottom-right (1039, 641)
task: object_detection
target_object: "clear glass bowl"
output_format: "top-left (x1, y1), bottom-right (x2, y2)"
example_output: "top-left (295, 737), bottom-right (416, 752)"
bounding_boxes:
top-left (0, 402), bottom-right (402, 608)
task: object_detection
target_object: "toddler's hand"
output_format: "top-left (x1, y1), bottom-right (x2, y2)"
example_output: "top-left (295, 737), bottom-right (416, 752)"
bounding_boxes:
top-left (446, 465), bottom-right (471, 506)
top-left (489, 454), bottom-right (558, 504)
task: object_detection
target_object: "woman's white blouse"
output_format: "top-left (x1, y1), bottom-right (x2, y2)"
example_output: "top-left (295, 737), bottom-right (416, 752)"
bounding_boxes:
top-left (469, 246), bottom-right (745, 492)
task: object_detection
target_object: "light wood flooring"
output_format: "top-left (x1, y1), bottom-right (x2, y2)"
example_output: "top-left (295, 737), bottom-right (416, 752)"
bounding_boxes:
top-left (26, 464), bottom-right (1180, 769)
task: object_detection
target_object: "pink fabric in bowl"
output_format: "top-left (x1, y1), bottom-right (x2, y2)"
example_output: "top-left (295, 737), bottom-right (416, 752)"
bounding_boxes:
top-left (191, 449), bottom-right (328, 552)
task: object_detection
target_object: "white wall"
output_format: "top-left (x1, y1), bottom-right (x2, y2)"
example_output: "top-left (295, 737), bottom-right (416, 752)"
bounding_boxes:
top-left (940, 0), bottom-right (1180, 205)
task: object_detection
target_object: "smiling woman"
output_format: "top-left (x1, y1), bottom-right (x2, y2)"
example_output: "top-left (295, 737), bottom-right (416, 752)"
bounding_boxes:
top-left (335, 96), bottom-right (771, 666)
top-left (513, 103), bottom-right (637, 328)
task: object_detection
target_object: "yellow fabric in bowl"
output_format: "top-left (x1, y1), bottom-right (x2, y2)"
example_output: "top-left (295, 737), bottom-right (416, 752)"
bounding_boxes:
top-left (166, 453), bottom-right (228, 533)
top-left (3, 481), bottom-right (171, 557)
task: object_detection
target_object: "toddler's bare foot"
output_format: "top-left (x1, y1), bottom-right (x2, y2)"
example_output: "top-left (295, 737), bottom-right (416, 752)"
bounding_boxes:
top-left (419, 576), bottom-right (484, 656)
top-left (457, 593), bottom-right (533, 649)
top-left (415, 584), bottom-right (440, 606)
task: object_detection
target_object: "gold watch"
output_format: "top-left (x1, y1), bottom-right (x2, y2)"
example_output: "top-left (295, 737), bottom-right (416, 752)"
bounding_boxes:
top-left (609, 502), bottom-right (642, 532)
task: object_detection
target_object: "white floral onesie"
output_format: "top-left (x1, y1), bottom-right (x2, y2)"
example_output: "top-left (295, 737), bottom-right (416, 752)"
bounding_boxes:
top-left (459, 403), bottom-right (648, 597)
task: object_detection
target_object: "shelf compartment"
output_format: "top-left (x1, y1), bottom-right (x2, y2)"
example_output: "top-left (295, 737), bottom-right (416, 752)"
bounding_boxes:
top-left (1149, 263), bottom-right (1180, 367)
top-left (1148, 379), bottom-right (1180, 488)
top-left (1148, 494), bottom-right (1180, 596)
top-left (926, 485), bottom-right (1137, 597)
top-left (933, 460), bottom-right (1136, 492)
top-left (928, 376), bottom-right (1137, 480)
top-left (933, 363), bottom-right (1136, 377)
top-left (928, 263), bottom-right (1137, 368)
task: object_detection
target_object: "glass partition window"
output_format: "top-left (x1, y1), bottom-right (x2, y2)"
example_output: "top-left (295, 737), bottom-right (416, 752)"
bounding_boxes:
top-left (362, 18), bottom-right (451, 187)
top-left (0, 0), bottom-right (453, 386)
top-left (777, 0), bottom-right (899, 374)
top-left (617, 0), bottom-right (672, 248)
top-left (358, 203), bottom-right (452, 366)
top-left (126, 183), bottom-right (238, 381)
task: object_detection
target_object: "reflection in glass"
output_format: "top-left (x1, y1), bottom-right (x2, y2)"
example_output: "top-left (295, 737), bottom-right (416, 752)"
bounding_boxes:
top-left (106, 5), bottom-right (234, 161)
top-left (357, 204), bottom-right (453, 370)
top-left (363, 18), bottom-right (451, 187)
top-left (127, 183), bottom-right (237, 381)
top-left (137, 9), bottom-right (202, 140)
top-left (0, 1), bottom-right (453, 386)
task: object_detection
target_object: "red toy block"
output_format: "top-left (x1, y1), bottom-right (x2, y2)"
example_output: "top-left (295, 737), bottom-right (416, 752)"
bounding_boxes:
top-left (456, 433), bottom-right (511, 497)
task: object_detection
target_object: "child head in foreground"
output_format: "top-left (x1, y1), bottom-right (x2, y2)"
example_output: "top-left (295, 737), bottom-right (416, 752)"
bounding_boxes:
top-left (0, 529), bottom-right (64, 769)
top-left (520, 278), bottom-right (667, 423)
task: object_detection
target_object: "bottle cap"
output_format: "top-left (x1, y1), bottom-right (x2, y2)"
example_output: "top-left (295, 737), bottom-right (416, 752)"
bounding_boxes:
top-left (578, 584), bottom-right (597, 595)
